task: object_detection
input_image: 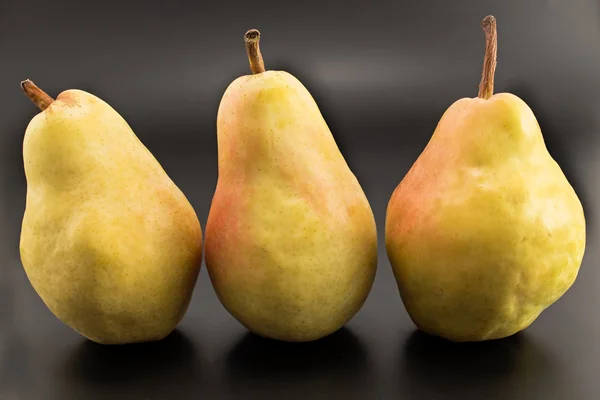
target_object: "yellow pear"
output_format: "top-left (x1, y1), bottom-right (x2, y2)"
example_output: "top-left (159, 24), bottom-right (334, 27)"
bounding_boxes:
top-left (19, 80), bottom-right (203, 344)
top-left (385, 16), bottom-right (586, 342)
top-left (205, 30), bottom-right (377, 342)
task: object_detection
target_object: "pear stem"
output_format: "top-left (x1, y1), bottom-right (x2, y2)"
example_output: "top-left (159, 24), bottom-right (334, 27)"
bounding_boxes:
top-left (478, 15), bottom-right (498, 100)
top-left (245, 29), bottom-right (265, 74)
top-left (21, 79), bottom-right (54, 110)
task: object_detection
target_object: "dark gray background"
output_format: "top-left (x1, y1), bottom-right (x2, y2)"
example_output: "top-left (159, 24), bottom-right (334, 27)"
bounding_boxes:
top-left (1, 0), bottom-right (599, 399)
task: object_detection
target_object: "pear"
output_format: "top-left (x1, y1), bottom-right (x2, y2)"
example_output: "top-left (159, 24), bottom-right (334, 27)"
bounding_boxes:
top-left (19, 80), bottom-right (203, 345)
top-left (385, 16), bottom-right (586, 342)
top-left (205, 30), bottom-right (377, 342)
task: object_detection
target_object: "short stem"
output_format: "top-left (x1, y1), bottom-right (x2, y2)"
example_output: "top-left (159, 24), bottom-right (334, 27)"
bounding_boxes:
top-left (478, 15), bottom-right (498, 100)
top-left (245, 29), bottom-right (265, 74)
top-left (21, 79), bottom-right (54, 110)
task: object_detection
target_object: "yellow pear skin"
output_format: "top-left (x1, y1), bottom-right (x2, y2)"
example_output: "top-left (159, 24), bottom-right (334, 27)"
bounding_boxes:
top-left (19, 81), bottom-right (203, 345)
top-left (385, 16), bottom-right (586, 342)
top-left (205, 30), bottom-right (377, 342)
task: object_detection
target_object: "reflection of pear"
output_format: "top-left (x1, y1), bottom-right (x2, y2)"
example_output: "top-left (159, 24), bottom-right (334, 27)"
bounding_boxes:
top-left (399, 331), bottom-right (561, 398)
top-left (19, 81), bottom-right (203, 344)
top-left (385, 16), bottom-right (586, 342)
top-left (205, 30), bottom-right (378, 342)
top-left (223, 329), bottom-right (371, 398)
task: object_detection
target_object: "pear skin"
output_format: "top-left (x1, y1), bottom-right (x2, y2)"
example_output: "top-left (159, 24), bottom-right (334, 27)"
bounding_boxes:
top-left (19, 81), bottom-right (203, 345)
top-left (205, 30), bottom-right (377, 342)
top-left (385, 16), bottom-right (586, 342)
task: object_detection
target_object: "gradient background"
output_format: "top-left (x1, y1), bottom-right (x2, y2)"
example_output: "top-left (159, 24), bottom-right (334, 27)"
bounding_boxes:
top-left (1, 0), bottom-right (599, 399)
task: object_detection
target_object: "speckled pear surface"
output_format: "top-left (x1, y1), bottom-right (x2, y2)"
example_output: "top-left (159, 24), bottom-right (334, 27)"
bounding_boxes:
top-left (386, 79), bottom-right (586, 340)
top-left (205, 69), bottom-right (378, 342)
top-left (20, 87), bottom-right (203, 345)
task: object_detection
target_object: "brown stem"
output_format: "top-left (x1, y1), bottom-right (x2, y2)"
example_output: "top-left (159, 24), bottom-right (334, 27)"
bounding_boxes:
top-left (21, 79), bottom-right (54, 110)
top-left (478, 15), bottom-right (498, 99)
top-left (244, 29), bottom-right (265, 74)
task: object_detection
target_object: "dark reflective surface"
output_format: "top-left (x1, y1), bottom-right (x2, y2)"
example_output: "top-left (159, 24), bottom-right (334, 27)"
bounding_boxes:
top-left (222, 329), bottom-right (375, 399)
top-left (398, 331), bottom-right (566, 400)
top-left (57, 330), bottom-right (207, 399)
top-left (1, 0), bottom-right (599, 399)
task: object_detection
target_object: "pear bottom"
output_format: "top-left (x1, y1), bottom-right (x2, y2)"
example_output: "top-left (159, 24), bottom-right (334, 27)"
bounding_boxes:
top-left (392, 259), bottom-right (579, 343)
top-left (208, 264), bottom-right (376, 343)
top-left (400, 291), bottom-right (543, 343)
top-left (72, 321), bottom-right (179, 345)
top-left (29, 278), bottom-right (197, 345)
